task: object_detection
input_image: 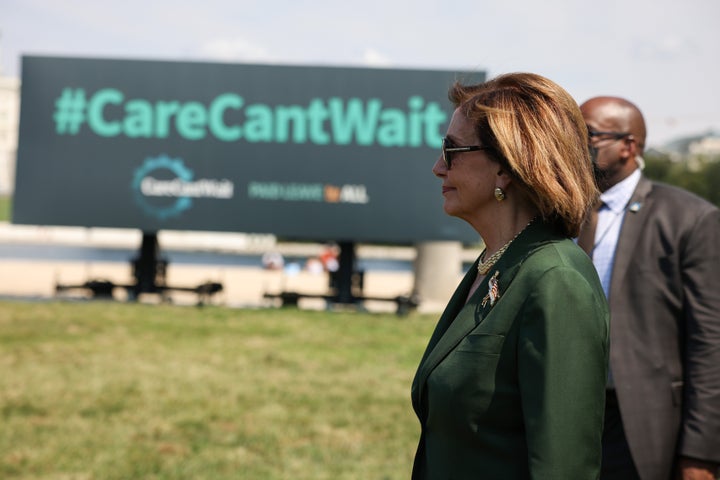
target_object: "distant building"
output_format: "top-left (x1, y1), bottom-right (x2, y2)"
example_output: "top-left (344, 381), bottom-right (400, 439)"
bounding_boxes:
top-left (688, 133), bottom-right (720, 156)
top-left (661, 130), bottom-right (720, 160)
top-left (0, 74), bottom-right (20, 195)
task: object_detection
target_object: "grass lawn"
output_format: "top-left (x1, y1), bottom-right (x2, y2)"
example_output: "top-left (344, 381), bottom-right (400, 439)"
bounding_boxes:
top-left (0, 301), bottom-right (436, 479)
top-left (0, 196), bottom-right (10, 222)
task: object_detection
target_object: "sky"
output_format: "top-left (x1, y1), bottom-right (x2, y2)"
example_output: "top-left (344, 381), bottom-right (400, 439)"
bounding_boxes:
top-left (1, 0), bottom-right (718, 147)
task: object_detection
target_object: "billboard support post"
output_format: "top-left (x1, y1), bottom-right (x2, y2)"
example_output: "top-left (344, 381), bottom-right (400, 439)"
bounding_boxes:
top-left (267, 240), bottom-right (420, 315)
top-left (129, 232), bottom-right (167, 300)
top-left (334, 241), bottom-right (357, 305)
top-left (56, 232), bottom-right (224, 305)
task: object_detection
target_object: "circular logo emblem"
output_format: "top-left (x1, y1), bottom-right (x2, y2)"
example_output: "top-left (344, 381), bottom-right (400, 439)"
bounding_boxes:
top-left (131, 155), bottom-right (193, 220)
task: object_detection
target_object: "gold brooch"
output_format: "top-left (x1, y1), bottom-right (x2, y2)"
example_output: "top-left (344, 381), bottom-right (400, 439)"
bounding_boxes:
top-left (481, 271), bottom-right (500, 308)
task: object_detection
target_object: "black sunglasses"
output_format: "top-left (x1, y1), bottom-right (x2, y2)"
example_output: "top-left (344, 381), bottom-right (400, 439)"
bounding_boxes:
top-left (442, 137), bottom-right (491, 169)
top-left (587, 128), bottom-right (632, 143)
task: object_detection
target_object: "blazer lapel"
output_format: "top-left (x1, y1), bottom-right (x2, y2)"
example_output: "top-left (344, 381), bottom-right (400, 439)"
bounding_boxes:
top-left (412, 220), bottom-right (554, 411)
top-left (415, 280), bottom-right (486, 386)
top-left (411, 266), bottom-right (479, 396)
top-left (609, 176), bottom-right (653, 302)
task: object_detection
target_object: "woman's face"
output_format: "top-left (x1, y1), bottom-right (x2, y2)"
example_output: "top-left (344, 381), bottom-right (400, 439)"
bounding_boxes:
top-left (432, 108), bottom-right (500, 223)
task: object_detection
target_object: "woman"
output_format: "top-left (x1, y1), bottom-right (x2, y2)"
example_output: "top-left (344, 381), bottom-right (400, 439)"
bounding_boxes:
top-left (411, 73), bottom-right (609, 479)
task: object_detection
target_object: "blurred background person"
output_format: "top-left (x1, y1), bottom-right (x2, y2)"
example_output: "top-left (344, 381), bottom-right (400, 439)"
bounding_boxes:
top-left (261, 250), bottom-right (285, 270)
top-left (579, 96), bottom-right (720, 480)
top-left (319, 243), bottom-right (340, 272)
top-left (411, 73), bottom-right (609, 479)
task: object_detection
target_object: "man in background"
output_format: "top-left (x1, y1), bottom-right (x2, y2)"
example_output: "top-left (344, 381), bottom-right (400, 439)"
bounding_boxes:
top-left (579, 96), bottom-right (720, 480)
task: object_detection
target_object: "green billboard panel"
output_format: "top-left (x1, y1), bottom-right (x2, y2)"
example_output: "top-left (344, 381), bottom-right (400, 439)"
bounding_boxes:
top-left (14, 56), bottom-right (483, 243)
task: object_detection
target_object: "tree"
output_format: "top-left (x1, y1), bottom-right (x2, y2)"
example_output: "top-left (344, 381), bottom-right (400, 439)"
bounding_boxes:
top-left (643, 152), bottom-right (720, 207)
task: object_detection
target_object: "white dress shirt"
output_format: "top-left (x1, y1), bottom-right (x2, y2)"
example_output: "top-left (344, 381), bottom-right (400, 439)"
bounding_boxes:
top-left (593, 168), bottom-right (642, 299)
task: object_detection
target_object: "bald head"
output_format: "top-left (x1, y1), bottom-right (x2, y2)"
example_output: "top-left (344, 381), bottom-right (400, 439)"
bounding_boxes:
top-left (580, 96), bottom-right (647, 153)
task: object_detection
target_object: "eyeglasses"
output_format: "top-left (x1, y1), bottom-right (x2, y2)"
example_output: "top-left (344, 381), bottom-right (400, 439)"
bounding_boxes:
top-left (442, 136), bottom-right (491, 169)
top-left (587, 128), bottom-right (632, 143)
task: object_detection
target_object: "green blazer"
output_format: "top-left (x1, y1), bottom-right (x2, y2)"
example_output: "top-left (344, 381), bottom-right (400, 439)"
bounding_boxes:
top-left (411, 220), bottom-right (609, 479)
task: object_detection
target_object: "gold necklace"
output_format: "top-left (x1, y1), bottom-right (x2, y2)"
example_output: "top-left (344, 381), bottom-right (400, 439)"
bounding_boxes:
top-left (477, 217), bottom-right (536, 275)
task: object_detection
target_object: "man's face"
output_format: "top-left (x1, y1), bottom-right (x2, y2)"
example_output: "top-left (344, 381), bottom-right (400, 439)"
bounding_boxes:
top-left (580, 100), bottom-right (634, 190)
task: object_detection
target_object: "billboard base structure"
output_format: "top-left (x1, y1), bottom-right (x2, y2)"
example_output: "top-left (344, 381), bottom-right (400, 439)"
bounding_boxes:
top-left (55, 232), bottom-right (223, 306)
top-left (263, 241), bottom-right (419, 316)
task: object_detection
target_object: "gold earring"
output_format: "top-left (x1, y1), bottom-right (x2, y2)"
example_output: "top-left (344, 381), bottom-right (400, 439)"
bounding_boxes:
top-left (494, 187), bottom-right (506, 202)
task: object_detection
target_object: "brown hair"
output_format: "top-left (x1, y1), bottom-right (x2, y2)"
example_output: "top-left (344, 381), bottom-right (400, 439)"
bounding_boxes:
top-left (449, 73), bottom-right (598, 237)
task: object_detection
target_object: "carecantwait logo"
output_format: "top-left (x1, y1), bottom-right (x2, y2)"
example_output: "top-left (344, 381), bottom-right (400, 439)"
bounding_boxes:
top-left (131, 155), bottom-right (234, 220)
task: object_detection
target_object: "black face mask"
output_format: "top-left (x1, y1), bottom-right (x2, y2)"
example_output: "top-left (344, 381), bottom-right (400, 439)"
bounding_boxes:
top-left (589, 145), bottom-right (599, 164)
top-left (589, 146), bottom-right (606, 184)
top-left (592, 162), bottom-right (605, 184)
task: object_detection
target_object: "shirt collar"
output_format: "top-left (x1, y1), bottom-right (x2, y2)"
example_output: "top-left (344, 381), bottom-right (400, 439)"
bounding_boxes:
top-left (600, 168), bottom-right (641, 213)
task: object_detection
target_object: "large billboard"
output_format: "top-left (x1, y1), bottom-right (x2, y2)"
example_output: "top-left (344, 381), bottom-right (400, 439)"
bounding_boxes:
top-left (13, 56), bottom-right (483, 243)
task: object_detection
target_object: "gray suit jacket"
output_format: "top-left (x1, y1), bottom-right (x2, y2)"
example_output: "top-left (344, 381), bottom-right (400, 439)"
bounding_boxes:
top-left (607, 176), bottom-right (720, 479)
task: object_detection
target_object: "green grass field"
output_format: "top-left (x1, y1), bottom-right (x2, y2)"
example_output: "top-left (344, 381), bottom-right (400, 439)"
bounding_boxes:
top-left (0, 196), bottom-right (11, 222)
top-left (0, 301), bottom-right (436, 479)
